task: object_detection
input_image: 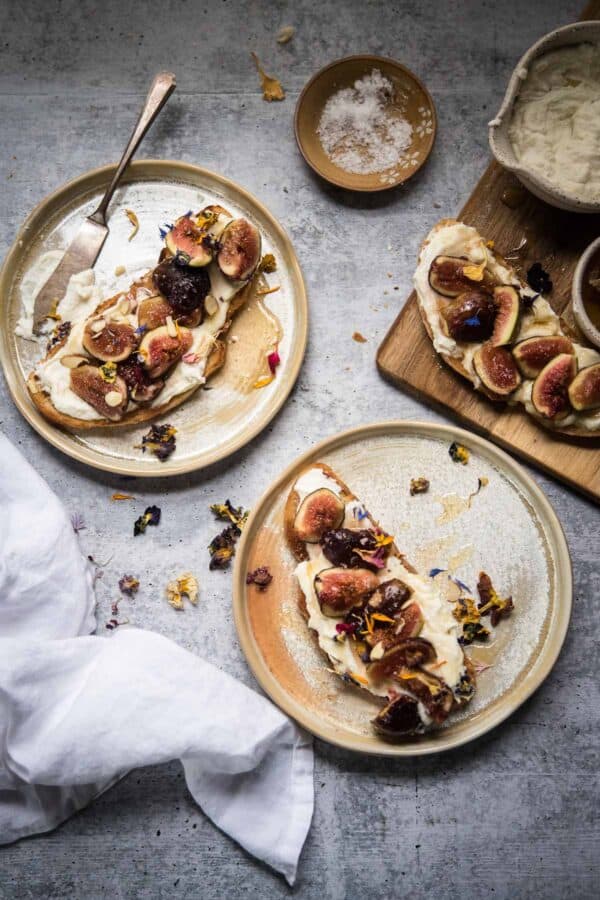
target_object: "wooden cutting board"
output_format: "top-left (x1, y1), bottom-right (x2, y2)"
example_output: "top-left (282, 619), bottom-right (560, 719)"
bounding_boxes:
top-left (377, 2), bottom-right (600, 504)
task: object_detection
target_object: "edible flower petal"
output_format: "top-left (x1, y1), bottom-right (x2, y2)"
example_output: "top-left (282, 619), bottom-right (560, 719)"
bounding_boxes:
top-left (118, 574), bottom-right (139, 597)
top-left (449, 441), bottom-right (470, 465)
top-left (253, 374), bottom-right (275, 389)
top-left (137, 424), bottom-right (177, 462)
top-left (125, 209), bottom-right (139, 241)
top-left (477, 571), bottom-right (514, 626)
top-left (210, 500), bottom-right (249, 529)
top-left (166, 572), bottom-right (199, 610)
top-left (410, 477), bottom-right (430, 495)
top-left (100, 361), bottom-right (117, 383)
top-left (267, 349), bottom-right (281, 375)
top-left (251, 52), bottom-right (285, 101)
top-left (246, 566), bottom-right (273, 591)
top-left (111, 493), bottom-right (136, 501)
top-left (134, 505), bottom-right (161, 536)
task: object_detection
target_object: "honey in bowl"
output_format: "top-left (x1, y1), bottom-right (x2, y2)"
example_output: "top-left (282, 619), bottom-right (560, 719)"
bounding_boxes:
top-left (582, 249), bottom-right (600, 332)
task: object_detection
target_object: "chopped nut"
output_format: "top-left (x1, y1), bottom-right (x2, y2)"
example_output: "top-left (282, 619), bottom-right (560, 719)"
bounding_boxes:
top-left (105, 390), bottom-right (123, 407)
top-left (204, 294), bottom-right (218, 316)
top-left (410, 477), bottom-right (430, 496)
top-left (90, 318), bottom-right (106, 334)
top-left (114, 265), bottom-right (126, 276)
top-left (165, 315), bottom-right (177, 338)
top-left (60, 354), bottom-right (88, 369)
top-left (276, 25), bottom-right (295, 43)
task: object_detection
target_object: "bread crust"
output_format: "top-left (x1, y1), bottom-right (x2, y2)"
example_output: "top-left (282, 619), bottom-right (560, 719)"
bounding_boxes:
top-left (415, 218), bottom-right (598, 439)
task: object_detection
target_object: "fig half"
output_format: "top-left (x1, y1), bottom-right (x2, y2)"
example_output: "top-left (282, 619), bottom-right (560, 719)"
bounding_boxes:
top-left (568, 363), bottom-right (600, 411)
top-left (512, 335), bottom-right (574, 379)
top-left (473, 342), bottom-right (521, 396)
top-left (367, 579), bottom-right (412, 618)
top-left (165, 215), bottom-right (213, 267)
top-left (314, 566), bottom-right (378, 617)
top-left (294, 488), bottom-right (345, 543)
top-left (429, 255), bottom-right (492, 298)
top-left (373, 694), bottom-right (422, 738)
top-left (82, 318), bottom-right (138, 362)
top-left (441, 291), bottom-right (496, 342)
top-left (139, 324), bottom-right (193, 378)
top-left (490, 285), bottom-right (520, 346)
top-left (118, 357), bottom-right (165, 404)
top-left (393, 668), bottom-right (454, 724)
top-left (217, 218), bottom-right (261, 281)
top-left (368, 637), bottom-right (436, 681)
top-left (531, 353), bottom-right (576, 419)
top-left (137, 295), bottom-right (174, 331)
top-left (70, 365), bottom-right (128, 420)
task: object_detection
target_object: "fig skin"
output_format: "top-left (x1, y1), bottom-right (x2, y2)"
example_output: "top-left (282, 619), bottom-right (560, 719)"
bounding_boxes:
top-left (165, 215), bottom-right (213, 267)
top-left (568, 363), bottom-right (600, 412)
top-left (314, 566), bottom-right (379, 617)
top-left (368, 637), bottom-right (436, 682)
top-left (441, 291), bottom-right (496, 342)
top-left (82, 318), bottom-right (138, 362)
top-left (320, 528), bottom-right (379, 569)
top-left (70, 365), bottom-right (128, 420)
top-left (366, 578), bottom-right (412, 618)
top-left (491, 285), bottom-right (520, 346)
top-left (117, 357), bottom-right (165, 404)
top-left (139, 325), bottom-right (193, 378)
top-left (217, 218), bottom-right (261, 281)
top-left (153, 258), bottom-right (210, 319)
top-left (429, 255), bottom-right (493, 298)
top-left (532, 353), bottom-right (577, 419)
top-left (373, 694), bottom-right (422, 738)
top-left (393, 668), bottom-right (454, 725)
top-left (512, 335), bottom-right (574, 379)
top-left (473, 342), bottom-right (521, 397)
top-left (138, 293), bottom-right (203, 330)
top-left (294, 488), bottom-right (345, 543)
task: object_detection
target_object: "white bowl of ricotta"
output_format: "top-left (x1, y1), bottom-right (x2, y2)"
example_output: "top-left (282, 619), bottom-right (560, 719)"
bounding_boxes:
top-left (489, 21), bottom-right (600, 213)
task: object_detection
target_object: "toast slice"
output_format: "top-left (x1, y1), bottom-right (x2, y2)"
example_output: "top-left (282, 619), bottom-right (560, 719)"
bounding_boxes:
top-left (26, 204), bottom-right (262, 430)
top-left (285, 462), bottom-right (476, 739)
top-left (414, 219), bottom-right (600, 438)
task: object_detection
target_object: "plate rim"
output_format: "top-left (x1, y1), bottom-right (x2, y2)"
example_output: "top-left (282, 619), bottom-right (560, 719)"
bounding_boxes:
top-left (0, 159), bottom-right (308, 477)
top-left (294, 53), bottom-right (437, 193)
top-left (233, 419), bottom-right (573, 756)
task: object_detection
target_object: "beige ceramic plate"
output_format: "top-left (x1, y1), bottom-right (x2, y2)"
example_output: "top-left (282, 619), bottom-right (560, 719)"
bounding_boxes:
top-left (0, 160), bottom-right (308, 476)
top-left (295, 55), bottom-right (437, 192)
top-left (234, 421), bottom-right (572, 756)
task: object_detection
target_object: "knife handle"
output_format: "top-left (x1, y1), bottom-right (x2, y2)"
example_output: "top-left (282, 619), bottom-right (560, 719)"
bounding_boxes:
top-left (89, 71), bottom-right (177, 225)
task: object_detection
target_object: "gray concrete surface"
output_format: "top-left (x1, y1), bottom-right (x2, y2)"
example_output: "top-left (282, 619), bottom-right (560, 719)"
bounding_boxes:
top-left (1, 0), bottom-right (598, 897)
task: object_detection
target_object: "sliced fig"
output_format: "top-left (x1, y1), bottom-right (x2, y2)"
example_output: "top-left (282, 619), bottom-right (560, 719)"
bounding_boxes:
top-left (373, 694), bottom-right (422, 738)
top-left (531, 353), bottom-right (576, 419)
top-left (429, 255), bottom-right (492, 298)
top-left (294, 488), bottom-right (345, 543)
top-left (568, 362), bottom-right (600, 412)
top-left (217, 218), bottom-right (261, 281)
top-left (441, 291), bottom-right (496, 342)
top-left (513, 335), bottom-right (575, 379)
top-left (70, 365), bottom-right (128, 420)
top-left (82, 318), bottom-right (138, 362)
top-left (393, 668), bottom-right (454, 725)
top-left (473, 342), bottom-right (521, 396)
top-left (137, 295), bottom-right (174, 331)
top-left (139, 324), bottom-right (193, 378)
top-left (394, 601), bottom-right (425, 640)
top-left (366, 579), bottom-right (412, 618)
top-left (165, 215), bottom-right (213, 267)
top-left (320, 528), bottom-right (379, 569)
top-left (153, 258), bottom-right (210, 319)
top-left (368, 637), bottom-right (436, 681)
top-left (491, 285), bottom-right (520, 346)
top-left (314, 566), bottom-right (378, 617)
top-left (117, 357), bottom-right (165, 404)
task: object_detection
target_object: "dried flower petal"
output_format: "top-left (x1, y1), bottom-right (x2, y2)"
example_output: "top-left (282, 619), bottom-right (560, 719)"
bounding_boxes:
top-left (258, 253), bottom-right (277, 273)
top-left (477, 571), bottom-right (514, 627)
top-left (256, 285), bottom-right (280, 296)
top-left (111, 492), bottom-right (136, 501)
top-left (125, 208), bottom-right (139, 242)
top-left (119, 574), bottom-right (139, 597)
top-left (210, 500), bottom-right (249, 529)
top-left (352, 331), bottom-right (367, 343)
top-left (246, 566), bottom-right (273, 591)
top-left (527, 262), bottom-right (552, 295)
top-left (276, 25), bottom-right (295, 44)
top-left (105, 617), bottom-right (129, 631)
top-left (100, 361), bottom-right (117, 383)
top-left (166, 572), bottom-right (199, 610)
top-left (410, 477), bottom-right (430, 495)
top-left (137, 424), bottom-right (177, 462)
top-left (46, 299), bottom-right (61, 322)
top-left (254, 374), bottom-right (275, 389)
top-left (134, 505), bottom-right (161, 536)
top-left (267, 349), bottom-right (281, 375)
top-left (251, 52), bottom-right (285, 101)
top-left (46, 321), bottom-right (71, 353)
top-left (70, 513), bottom-right (86, 534)
top-left (449, 441), bottom-right (469, 465)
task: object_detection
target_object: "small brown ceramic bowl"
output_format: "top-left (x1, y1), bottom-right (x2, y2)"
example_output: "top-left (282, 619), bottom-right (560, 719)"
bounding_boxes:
top-left (294, 55), bottom-right (437, 192)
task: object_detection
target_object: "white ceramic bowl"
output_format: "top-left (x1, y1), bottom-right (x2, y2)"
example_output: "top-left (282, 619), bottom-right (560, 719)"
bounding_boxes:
top-left (572, 236), bottom-right (600, 350)
top-left (489, 21), bottom-right (600, 213)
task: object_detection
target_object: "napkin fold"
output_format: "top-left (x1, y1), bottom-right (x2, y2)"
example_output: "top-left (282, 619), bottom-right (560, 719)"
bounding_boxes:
top-left (0, 434), bottom-right (313, 884)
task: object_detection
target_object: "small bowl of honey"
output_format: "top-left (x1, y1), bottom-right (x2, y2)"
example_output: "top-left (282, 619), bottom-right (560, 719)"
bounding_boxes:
top-left (573, 237), bottom-right (600, 351)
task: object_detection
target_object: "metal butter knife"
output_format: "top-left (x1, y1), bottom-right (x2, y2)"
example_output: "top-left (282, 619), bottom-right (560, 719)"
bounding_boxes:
top-left (33, 70), bottom-right (176, 334)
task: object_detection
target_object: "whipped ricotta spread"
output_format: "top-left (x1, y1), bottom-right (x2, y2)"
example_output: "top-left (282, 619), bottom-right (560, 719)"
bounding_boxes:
top-left (292, 467), bottom-right (466, 724)
top-left (414, 221), bottom-right (600, 431)
top-left (26, 208), bottom-right (249, 420)
top-left (508, 42), bottom-right (600, 202)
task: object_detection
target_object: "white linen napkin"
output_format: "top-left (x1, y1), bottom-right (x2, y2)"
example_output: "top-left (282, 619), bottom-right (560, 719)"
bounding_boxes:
top-left (0, 433), bottom-right (313, 884)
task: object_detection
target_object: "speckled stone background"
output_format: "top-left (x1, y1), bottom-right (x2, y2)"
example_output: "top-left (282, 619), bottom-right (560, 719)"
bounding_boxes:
top-left (0, 1), bottom-right (598, 898)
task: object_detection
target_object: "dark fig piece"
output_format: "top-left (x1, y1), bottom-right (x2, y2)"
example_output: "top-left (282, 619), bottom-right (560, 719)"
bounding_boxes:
top-left (441, 291), bottom-right (496, 342)
top-left (314, 566), bottom-right (379, 617)
top-left (373, 694), bottom-right (422, 738)
top-left (70, 365), bottom-right (128, 420)
top-left (118, 358), bottom-right (165, 404)
top-left (217, 218), bottom-right (261, 281)
top-left (367, 579), bottom-right (412, 618)
top-left (473, 342), bottom-right (521, 396)
top-left (321, 528), bottom-right (378, 569)
top-left (364, 600), bottom-right (425, 651)
top-left (394, 601), bottom-right (425, 640)
top-left (294, 488), bottom-right (345, 543)
top-left (368, 638), bottom-right (436, 681)
top-left (393, 668), bottom-right (454, 724)
top-left (82, 318), bottom-right (138, 362)
top-left (532, 353), bottom-right (576, 419)
top-left (139, 324), bottom-right (193, 378)
top-left (491, 285), bottom-right (520, 346)
top-left (153, 258), bottom-right (210, 318)
top-left (513, 335), bottom-right (574, 378)
top-left (428, 255), bottom-right (492, 298)
top-left (165, 215), bottom-right (213, 267)
top-left (568, 362), bottom-right (600, 411)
